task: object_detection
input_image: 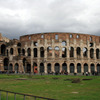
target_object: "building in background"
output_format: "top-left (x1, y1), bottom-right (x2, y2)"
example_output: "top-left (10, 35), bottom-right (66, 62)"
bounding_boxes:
top-left (0, 32), bottom-right (100, 75)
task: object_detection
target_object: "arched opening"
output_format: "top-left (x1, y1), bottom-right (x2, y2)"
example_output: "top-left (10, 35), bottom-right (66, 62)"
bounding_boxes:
top-left (47, 63), bottom-right (51, 73)
top-left (55, 47), bottom-right (59, 57)
top-left (10, 48), bottom-right (14, 55)
top-left (47, 47), bottom-right (52, 57)
top-left (26, 64), bottom-right (31, 73)
top-left (23, 58), bottom-right (26, 73)
top-left (97, 64), bottom-right (100, 73)
top-left (90, 48), bottom-right (94, 59)
top-left (55, 63), bottom-right (60, 73)
top-left (84, 63), bottom-right (88, 73)
top-left (62, 41), bottom-right (66, 46)
top-left (33, 63), bottom-right (38, 73)
top-left (40, 47), bottom-right (44, 57)
top-left (27, 48), bottom-right (31, 56)
top-left (7, 50), bottom-right (8, 56)
top-left (90, 64), bottom-right (95, 73)
top-left (1, 44), bottom-right (6, 55)
top-left (14, 63), bottom-right (19, 73)
top-left (62, 47), bottom-right (66, 58)
top-left (76, 47), bottom-right (81, 58)
top-left (96, 49), bottom-right (99, 59)
top-left (83, 47), bottom-right (88, 58)
top-left (22, 49), bottom-right (25, 56)
top-left (34, 48), bottom-right (37, 57)
top-left (77, 63), bottom-right (81, 73)
top-left (9, 63), bottom-right (13, 71)
top-left (62, 63), bottom-right (67, 72)
top-left (40, 63), bottom-right (44, 73)
top-left (69, 47), bottom-right (74, 57)
top-left (17, 43), bottom-right (21, 47)
top-left (18, 48), bottom-right (21, 56)
top-left (70, 63), bottom-right (74, 73)
top-left (3, 58), bottom-right (9, 70)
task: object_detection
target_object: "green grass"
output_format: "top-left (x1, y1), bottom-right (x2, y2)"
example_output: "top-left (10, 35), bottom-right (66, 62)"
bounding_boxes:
top-left (0, 74), bottom-right (100, 100)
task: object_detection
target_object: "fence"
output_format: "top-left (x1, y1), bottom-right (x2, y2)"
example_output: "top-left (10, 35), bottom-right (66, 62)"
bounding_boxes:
top-left (0, 89), bottom-right (56, 100)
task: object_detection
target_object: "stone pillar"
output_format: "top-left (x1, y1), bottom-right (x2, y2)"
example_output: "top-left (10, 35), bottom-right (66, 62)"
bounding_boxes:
top-left (52, 47), bottom-right (55, 58)
top-left (45, 47), bottom-right (47, 58)
top-left (37, 62), bottom-right (40, 74)
top-left (88, 64), bottom-right (90, 73)
top-left (74, 47), bottom-right (77, 59)
top-left (60, 63), bottom-right (62, 72)
top-left (94, 49), bottom-right (96, 59)
top-left (74, 64), bottom-right (77, 73)
top-left (67, 63), bottom-right (70, 73)
top-left (44, 63), bottom-right (47, 74)
top-left (38, 48), bottom-right (40, 58)
top-left (88, 49), bottom-right (90, 59)
top-left (81, 48), bottom-right (83, 59)
top-left (59, 47), bottom-right (62, 58)
top-left (81, 64), bottom-right (84, 73)
top-left (51, 63), bottom-right (55, 73)
top-left (95, 64), bottom-right (97, 72)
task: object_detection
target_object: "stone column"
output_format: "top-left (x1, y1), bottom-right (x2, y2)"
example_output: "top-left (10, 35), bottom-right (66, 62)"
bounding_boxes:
top-left (44, 63), bottom-right (47, 74)
top-left (67, 63), bottom-right (70, 73)
top-left (74, 47), bottom-right (77, 59)
top-left (88, 64), bottom-right (90, 73)
top-left (88, 49), bottom-right (90, 59)
top-left (94, 49), bottom-right (96, 59)
top-left (60, 63), bottom-right (62, 72)
top-left (59, 47), bottom-right (62, 58)
top-left (81, 64), bottom-right (84, 73)
top-left (51, 63), bottom-right (55, 73)
top-left (74, 64), bottom-right (77, 73)
top-left (37, 62), bottom-right (40, 74)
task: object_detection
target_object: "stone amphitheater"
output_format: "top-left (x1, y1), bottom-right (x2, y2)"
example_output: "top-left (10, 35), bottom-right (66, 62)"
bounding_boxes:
top-left (0, 32), bottom-right (100, 75)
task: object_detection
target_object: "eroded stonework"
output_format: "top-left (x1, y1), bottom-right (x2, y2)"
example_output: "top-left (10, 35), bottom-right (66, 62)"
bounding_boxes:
top-left (0, 32), bottom-right (100, 75)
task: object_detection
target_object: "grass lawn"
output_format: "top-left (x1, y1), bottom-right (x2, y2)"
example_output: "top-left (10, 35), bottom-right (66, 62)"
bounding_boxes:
top-left (0, 74), bottom-right (100, 100)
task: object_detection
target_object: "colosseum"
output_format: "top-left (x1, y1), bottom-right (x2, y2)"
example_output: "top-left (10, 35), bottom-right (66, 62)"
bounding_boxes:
top-left (0, 32), bottom-right (100, 75)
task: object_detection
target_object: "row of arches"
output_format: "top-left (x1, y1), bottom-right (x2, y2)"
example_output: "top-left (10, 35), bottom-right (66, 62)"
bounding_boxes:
top-left (3, 58), bottom-right (100, 73)
top-left (1, 44), bottom-right (100, 59)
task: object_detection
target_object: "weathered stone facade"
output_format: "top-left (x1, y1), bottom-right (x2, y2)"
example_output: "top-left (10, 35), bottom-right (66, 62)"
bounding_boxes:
top-left (0, 32), bottom-right (100, 74)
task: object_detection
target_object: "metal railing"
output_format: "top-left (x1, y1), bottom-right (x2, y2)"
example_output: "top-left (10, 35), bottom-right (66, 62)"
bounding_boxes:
top-left (0, 89), bottom-right (56, 100)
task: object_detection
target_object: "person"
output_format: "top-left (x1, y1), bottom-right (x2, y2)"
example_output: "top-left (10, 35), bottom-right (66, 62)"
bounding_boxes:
top-left (86, 72), bottom-right (88, 76)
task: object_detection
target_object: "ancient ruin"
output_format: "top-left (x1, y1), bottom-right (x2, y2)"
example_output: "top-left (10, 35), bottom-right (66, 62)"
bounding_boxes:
top-left (0, 32), bottom-right (100, 75)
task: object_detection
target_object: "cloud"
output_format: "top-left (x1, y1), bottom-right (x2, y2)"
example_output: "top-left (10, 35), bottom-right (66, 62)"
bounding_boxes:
top-left (0, 0), bottom-right (100, 39)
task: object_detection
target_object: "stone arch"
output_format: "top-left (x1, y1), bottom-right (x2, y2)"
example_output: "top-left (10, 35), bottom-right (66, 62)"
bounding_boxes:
top-left (10, 48), bottom-right (14, 55)
top-left (17, 42), bottom-right (21, 47)
top-left (76, 47), bottom-right (81, 58)
top-left (9, 63), bottom-right (13, 71)
top-left (34, 48), bottom-right (37, 57)
top-left (47, 47), bottom-right (52, 57)
top-left (23, 58), bottom-right (26, 72)
top-left (69, 47), bottom-right (74, 57)
top-left (97, 64), bottom-right (100, 73)
top-left (70, 63), bottom-right (74, 73)
top-left (55, 46), bottom-right (59, 57)
top-left (84, 63), bottom-right (88, 73)
top-left (83, 47), bottom-right (88, 58)
top-left (47, 63), bottom-right (51, 73)
top-left (96, 49), bottom-right (99, 59)
top-left (33, 62), bottom-right (38, 73)
top-left (27, 48), bottom-right (31, 56)
top-left (22, 49), bottom-right (25, 56)
top-left (90, 48), bottom-right (94, 59)
top-left (62, 47), bottom-right (67, 58)
top-left (77, 63), bottom-right (81, 73)
top-left (62, 63), bottom-right (67, 72)
top-left (3, 58), bottom-right (9, 70)
top-left (90, 63), bottom-right (95, 73)
top-left (54, 63), bottom-right (60, 73)
top-left (40, 47), bottom-right (44, 57)
top-left (18, 48), bottom-right (21, 56)
top-left (14, 63), bottom-right (19, 73)
top-left (26, 64), bottom-right (31, 73)
top-left (1, 44), bottom-right (6, 55)
top-left (40, 63), bottom-right (44, 73)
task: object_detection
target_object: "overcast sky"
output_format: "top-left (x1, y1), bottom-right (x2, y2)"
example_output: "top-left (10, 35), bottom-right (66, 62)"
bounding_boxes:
top-left (0, 0), bottom-right (100, 39)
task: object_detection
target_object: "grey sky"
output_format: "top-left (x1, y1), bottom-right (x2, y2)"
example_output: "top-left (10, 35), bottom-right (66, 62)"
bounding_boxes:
top-left (0, 0), bottom-right (100, 39)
